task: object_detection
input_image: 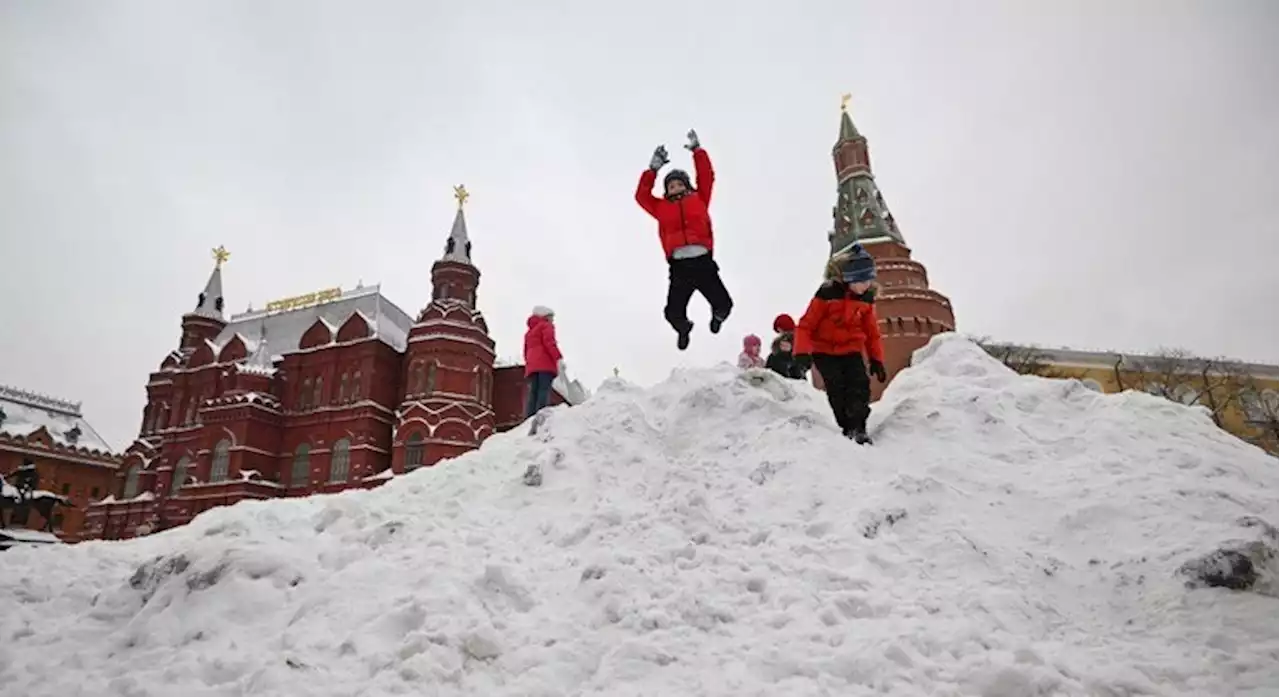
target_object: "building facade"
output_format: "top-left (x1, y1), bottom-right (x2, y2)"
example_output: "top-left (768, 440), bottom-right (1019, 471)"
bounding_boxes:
top-left (980, 342), bottom-right (1280, 455)
top-left (814, 99), bottom-right (957, 399)
top-left (84, 191), bottom-right (567, 541)
top-left (0, 385), bottom-right (121, 539)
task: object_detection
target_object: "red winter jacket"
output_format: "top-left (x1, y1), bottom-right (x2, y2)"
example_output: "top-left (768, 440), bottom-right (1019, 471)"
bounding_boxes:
top-left (523, 314), bottom-right (563, 377)
top-left (793, 282), bottom-right (885, 362)
top-left (635, 148), bottom-right (716, 260)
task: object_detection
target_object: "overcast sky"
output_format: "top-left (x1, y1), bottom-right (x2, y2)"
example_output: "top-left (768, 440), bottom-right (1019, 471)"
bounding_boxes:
top-left (1, 0), bottom-right (1275, 450)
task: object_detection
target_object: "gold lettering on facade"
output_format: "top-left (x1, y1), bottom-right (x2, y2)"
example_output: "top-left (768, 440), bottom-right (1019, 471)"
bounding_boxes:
top-left (264, 287), bottom-right (342, 313)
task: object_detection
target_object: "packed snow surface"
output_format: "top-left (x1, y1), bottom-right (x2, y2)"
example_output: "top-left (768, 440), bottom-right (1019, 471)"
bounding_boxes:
top-left (2, 335), bottom-right (1277, 697)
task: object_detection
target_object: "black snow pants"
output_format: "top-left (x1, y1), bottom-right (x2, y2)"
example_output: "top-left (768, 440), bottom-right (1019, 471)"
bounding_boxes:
top-left (664, 254), bottom-right (733, 333)
top-left (813, 353), bottom-right (871, 433)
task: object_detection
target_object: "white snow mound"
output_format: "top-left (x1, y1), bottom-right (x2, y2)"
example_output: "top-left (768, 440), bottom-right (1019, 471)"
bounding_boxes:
top-left (1, 334), bottom-right (1276, 697)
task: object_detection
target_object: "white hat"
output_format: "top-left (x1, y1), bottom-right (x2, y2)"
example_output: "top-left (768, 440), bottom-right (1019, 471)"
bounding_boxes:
top-left (532, 305), bottom-right (554, 317)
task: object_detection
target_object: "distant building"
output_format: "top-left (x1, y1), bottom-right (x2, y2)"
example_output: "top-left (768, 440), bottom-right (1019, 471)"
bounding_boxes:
top-left (84, 189), bottom-right (570, 541)
top-left (0, 385), bottom-right (121, 539)
top-left (813, 97), bottom-right (957, 399)
top-left (980, 342), bottom-right (1280, 454)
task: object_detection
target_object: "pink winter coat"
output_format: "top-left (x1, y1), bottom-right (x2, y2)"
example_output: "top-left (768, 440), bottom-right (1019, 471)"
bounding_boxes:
top-left (738, 334), bottom-right (765, 369)
top-left (524, 310), bottom-right (563, 377)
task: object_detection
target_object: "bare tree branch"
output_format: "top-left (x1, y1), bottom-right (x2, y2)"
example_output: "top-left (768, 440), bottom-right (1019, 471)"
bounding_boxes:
top-left (1120, 348), bottom-right (1258, 430)
top-left (1236, 379), bottom-right (1279, 454)
top-left (971, 337), bottom-right (1063, 378)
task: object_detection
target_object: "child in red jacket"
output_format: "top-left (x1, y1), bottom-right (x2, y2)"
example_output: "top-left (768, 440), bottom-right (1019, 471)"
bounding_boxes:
top-left (523, 305), bottom-right (564, 418)
top-left (635, 129), bottom-right (734, 351)
top-left (793, 245), bottom-right (887, 444)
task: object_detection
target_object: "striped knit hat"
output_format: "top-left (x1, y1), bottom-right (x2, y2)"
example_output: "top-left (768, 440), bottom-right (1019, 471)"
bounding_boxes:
top-left (826, 244), bottom-right (876, 284)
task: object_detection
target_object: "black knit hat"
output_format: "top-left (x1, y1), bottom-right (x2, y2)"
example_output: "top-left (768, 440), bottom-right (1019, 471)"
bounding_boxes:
top-left (663, 169), bottom-right (692, 194)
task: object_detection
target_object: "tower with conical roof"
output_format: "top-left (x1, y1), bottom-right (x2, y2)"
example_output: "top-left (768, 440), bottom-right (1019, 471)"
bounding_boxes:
top-left (822, 96), bottom-right (957, 399)
top-left (392, 185), bottom-right (497, 470)
top-left (179, 246), bottom-right (230, 351)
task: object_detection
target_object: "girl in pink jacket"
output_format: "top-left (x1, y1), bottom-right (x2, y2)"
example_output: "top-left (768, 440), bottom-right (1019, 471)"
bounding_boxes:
top-left (738, 334), bottom-right (765, 369)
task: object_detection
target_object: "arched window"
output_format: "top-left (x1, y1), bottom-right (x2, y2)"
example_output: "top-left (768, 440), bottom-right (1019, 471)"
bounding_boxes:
top-left (171, 456), bottom-right (190, 495)
top-left (351, 371), bottom-right (362, 401)
top-left (291, 444), bottom-right (310, 488)
top-left (426, 362), bottom-right (437, 394)
top-left (123, 465), bottom-right (140, 499)
top-left (210, 439), bottom-right (231, 482)
top-left (338, 372), bottom-right (349, 404)
top-left (300, 378), bottom-right (313, 410)
top-left (330, 438), bottom-right (351, 483)
top-left (313, 376), bottom-right (324, 407)
top-left (405, 433), bottom-right (425, 471)
top-left (184, 399), bottom-right (196, 425)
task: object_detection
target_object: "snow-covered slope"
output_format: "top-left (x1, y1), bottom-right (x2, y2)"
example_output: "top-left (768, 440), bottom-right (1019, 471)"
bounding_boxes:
top-left (2, 335), bottom-right (1276, 697)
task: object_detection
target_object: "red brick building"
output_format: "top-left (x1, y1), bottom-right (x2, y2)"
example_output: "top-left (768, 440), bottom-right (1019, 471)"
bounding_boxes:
top-left (0, 386), bottom-right (121, 540)
top-left (817, 102), bottom-right (957, 398)
top-left (84, 193), bottom-right (569, 540)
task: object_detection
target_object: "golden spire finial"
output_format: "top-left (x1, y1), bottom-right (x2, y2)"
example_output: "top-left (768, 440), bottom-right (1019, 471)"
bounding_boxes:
top-left (212, 245), bottom-right (230, 268)
top-left (453, 184), bottom-right (470, 209)
top-left (840, 93), bottom-right (852, 113)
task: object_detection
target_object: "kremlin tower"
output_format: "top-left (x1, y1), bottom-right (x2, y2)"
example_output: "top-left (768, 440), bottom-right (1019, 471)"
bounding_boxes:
top-left (822, 96), bottom-right (956, 399)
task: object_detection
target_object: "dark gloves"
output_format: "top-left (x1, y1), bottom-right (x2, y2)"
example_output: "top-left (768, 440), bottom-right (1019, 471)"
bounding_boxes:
top-left (794, 354), bottom-right (813, 373)
top-left (869, 359), bottom-right (887, 383)
top-left (684, 129), bottom-right (701, 151)
top-left (649, 145), bottom-right (669, 171)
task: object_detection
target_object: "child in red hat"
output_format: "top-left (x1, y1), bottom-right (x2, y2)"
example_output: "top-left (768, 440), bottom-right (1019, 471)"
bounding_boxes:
top-left (765, 314), bottom-right (807, 379)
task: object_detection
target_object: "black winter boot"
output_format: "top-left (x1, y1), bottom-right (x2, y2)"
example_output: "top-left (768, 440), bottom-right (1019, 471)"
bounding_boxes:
top-left (676, 322), bottom-right (693, 351)
top-left (851, 429), bottom-right (872, 445)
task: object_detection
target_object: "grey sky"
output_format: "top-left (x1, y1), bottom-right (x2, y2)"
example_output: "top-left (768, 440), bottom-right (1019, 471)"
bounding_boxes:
top-left (1, 0), bottom-right (1275, 450)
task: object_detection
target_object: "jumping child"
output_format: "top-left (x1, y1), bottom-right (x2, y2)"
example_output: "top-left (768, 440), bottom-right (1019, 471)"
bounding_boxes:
top-left (793, 245), bottom-right (888, 444)
top-left (635, 129), bottom-right (734, 351)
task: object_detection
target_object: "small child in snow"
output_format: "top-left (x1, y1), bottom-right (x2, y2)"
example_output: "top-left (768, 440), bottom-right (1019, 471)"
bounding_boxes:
top-left (793, 245), bottom-right (887, 444)
top-left (766, 333), bottom-right (807, 380)
top-left (764, 314), bottom-right (806, 379)
top-left (738, 334), bottom-right (765, 369)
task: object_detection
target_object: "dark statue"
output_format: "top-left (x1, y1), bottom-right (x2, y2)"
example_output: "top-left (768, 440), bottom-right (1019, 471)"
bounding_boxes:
top-left (0, 461), bottom-right (74, 534)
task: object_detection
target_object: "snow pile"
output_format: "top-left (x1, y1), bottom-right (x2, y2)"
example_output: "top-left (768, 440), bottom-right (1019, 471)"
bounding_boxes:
top-left (1, 334), bottom-right (1276, 697)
